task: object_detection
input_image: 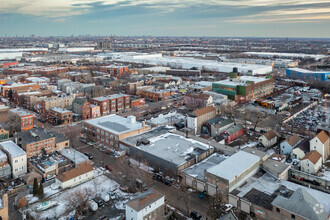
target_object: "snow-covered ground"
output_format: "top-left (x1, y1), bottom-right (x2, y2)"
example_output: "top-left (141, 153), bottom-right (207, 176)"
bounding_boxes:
top-left (236, 141), bottom-right (258, 150)
top-left (129, 158), bottom-right (154, 173)
top-left (27, 175), bottom-right (131, 219)
top-left (319, 168), bottom-right (330, 181)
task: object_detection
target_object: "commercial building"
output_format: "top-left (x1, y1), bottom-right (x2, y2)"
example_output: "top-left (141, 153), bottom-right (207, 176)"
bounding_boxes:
top-left (83, 115), bottom-right (151, 149)
top-left (286, 68), bottom-right (330, 82)
top-left (212, 75), bottom-right (274, 101)
top-left (165, 69), bottom-right (201, 77)
top-left (205, 151), bottom-right (260, 195)
top-left (0, 140), bottom-right (27, 178)
top-left (126, 188), bottom-right (165, 220)
top-left (187, 106), bottom-right (216, 134)
top-left (6, 66), bottom-right (68, 75)
top-left (244, 52), bottom-right (326, 60)
top-left (121, 127), bottom-right (214, 174)
top-left (72, 98), bottom-right (91, 120)
top-left (9, 108), bottom-right (34, 131)
top-left (49, 108), bottom-right (73, 125)
top-left (0, 150), bottom-right (11, 179)
top-left (99, 65), bottom-right (128, 78)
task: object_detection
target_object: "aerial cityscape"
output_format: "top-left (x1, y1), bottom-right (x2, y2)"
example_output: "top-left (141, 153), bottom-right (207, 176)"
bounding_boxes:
top-left (0, 1), bottom-right (330, 220)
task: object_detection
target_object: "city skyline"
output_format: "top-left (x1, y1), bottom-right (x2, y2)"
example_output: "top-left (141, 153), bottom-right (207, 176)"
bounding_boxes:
top-left (1, 0), bottom-right (330, 38)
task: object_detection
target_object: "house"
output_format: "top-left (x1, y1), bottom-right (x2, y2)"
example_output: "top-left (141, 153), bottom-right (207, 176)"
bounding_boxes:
top-left (272, 188), bottom-right (329, 220)
top-left (259, 130), bottom-right (278, 148)
top-left (48, 108), bottom-right (72, 125)
top-left (300, 150), bottom-right (322, 174)
top-left (184, 92), bottom-right (213, 108)
top-left (202, 117), bottom-right (234, 137)
top-left (90, 105), bottom-right (101, 118)
top-left (125, 188), bottom-right (165, 220)
top-left (0, 140), bottom-right (27, 178)
top-left (262, 159), bottom-right (291, 180)
top-left (310, 130), bottom-right (329, 163)
top-left (291, 138), bottom-right (310, 160)
top-left (0, 193), bottom-right (8, 220)
top-left (72, 97), bottom-right (91, 120)
top-left (55, 161), bottom-right (94, 189)
top-left (280, 134), bottom-right (302, 155)
top-left (187, 106), bottom-right (216, 134)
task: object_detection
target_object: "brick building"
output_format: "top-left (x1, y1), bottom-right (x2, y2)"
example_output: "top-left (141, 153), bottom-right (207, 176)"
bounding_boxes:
top-left (90, 105), bottom-right (101, 118)
top-left (49, 108), bottom-right (73, 125)
top-left (130, 98), bottom-right (145, 108)
top-left (83, 115), bottom-right (151, 149)
top-left (41, 95), bottom-right (75, 110)
top-left (72, 98), bottom-right (91, 120)
top-left (184, 92), bottom-right (213, 108)
top-left (0, 83), bottom-right (40, 98)
top-left (139, 89), bottom-right (172, 102)
top-left (89, 93), bottom-right (130, 116)
top-left (99, 65), bottom-right (128, 78)
top-left (0, 193), bottom-right (8, 220)
top-left (9, 109), bottom-right (33, 131)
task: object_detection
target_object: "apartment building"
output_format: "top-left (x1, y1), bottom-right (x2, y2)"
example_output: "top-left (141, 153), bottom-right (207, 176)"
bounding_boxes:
top-left (0, 83), bottom-right (40, 97)
top-left (139, 89), bottom-right (172, 102)
top-left (187, 106), bottom-right (216, 134)
top-left (41, 95), bottom-right (75, 110)
top-left (49, 108), bottom-right (73, 125)
top-left (9, 108), bottom-right (33, 131)
top-left (89, 93), bottom-right (130, 116)
top-left (72, 98), bottom-right (91, 120)
top-left (83, 115), bottom-right (151, 149)
top-left (99, 65), bottom-right (128, 78)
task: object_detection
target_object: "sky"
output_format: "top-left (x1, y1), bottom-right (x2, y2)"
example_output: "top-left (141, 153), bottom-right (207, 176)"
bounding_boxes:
top-left (0, 0), bottom-right (330, 38)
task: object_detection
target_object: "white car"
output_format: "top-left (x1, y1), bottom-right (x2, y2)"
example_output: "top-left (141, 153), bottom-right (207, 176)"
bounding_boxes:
top-left (223, 204), bottom-right (233, 212)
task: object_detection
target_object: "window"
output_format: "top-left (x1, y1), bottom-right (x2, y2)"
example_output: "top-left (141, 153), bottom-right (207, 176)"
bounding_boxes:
top-left (276, 208), bottom-right (280, 213)
top-left (15, 160), bottom-right (18, 163)
top-left (291, 214), bottom-right (295, 219)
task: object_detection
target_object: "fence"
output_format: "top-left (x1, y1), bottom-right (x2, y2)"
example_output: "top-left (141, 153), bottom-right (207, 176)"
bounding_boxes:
top-left (289, 169), bottom-right (330, 193)
top-left (283, 101), bottom-right (318, 123)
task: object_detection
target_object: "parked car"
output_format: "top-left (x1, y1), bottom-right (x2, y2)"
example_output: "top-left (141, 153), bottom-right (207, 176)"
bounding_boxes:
top-left (222, 204), bottom-right (233, 212)
top-left (190, 211), bottom-right (202, 220)
top-left (93, 198), bottom-right (105, 208)
top-left (84, 152), bottom-right (93, 159)
top-left (88, 200), bottom-right (98, 211)
top-left (105, 165), bottom-right (113, 171)
top-left (100, 192), bottom-right (110, 202)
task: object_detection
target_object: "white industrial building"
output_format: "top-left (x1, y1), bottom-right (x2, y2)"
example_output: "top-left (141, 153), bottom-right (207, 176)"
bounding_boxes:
top-left (0, 140), bottom-right (27, 178)
top-left (100, 52), bottom-right (273, 75)
top-left (58, 47), bottom-right (95, 53)
top-left (244, 52), bottom-right (326, 60)
top-left (0, 52), bottom-right (22, 60)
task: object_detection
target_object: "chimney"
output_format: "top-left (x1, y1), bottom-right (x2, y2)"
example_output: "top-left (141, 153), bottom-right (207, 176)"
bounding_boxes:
top-left (186, 130), bottom-right (189, 138)
top-left (142, 121), bottom-right (145, 128)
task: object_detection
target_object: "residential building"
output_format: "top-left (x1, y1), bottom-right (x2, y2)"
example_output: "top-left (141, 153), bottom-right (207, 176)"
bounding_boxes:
top-left (310, 130), bottom-right (329, 163)
top-left (184, 92), bottom-right (213, 108)
top-left (0, 127), bottom-right (9, 140)
top-left (165, 69), bottom-right (201, 77)
top-left (0, 83), bottom-right (40, 97)
top-left (261, 159), bottom-right (291, 180)
top-left (291, 138), bottom-right (310, 160)
top-left (212, 75), bottom-right (274, 101)
top-left (205, 151), bottom-right (260, 196)
top-left (42, 95), bottom-right (75, 110)
top-left (130, 97), bottom-right (145, 108)
top-left (126, 81), bottom-right (144, 94)
top-left (286, 68), bottom-right (330, 82)
top-left (202, 117), bottom-right (235, 137)
top-left (72, 98), bottom-right (91, 120)
top-left (0, 140), bottom-right (27, 178)
top-left (0, 150), bottom-right (11, 179)
top-left (187, 106), bottom-right (216, 134)
top-left (301, 150), bottom-right (322, 174)
top-left (272, 188), bottom-right (329, 220)
top-left (99, 65), bottom-right (128, 78)
top-left (90, 105), bottom-right (101, 118)
top-left (89, 93), bottom-right (130, 115)
top-left (219, 124), bottom-right (244, 144)
top-left (0, 193), bottom-right (8, 220)
top-left (138, 89), bottom-right (172, 102)
top-left (280, 134), bottom-right (302, 155)
top-left (49, 108), bottom-right (72, 125)
top-left (16, 128), bottom-right (57, 158)
top-left (83, 115), bottom-right (151, 149)
top-left (60, 148), bottom-right (89, 165)
top-left (125, 188), bottom-right (165, 220)
top-left (9, 108), bottom-right (33, 131)
top-left (25, 77), bottom-right (50, 85)
top-left (55, 161), bottom-right (94, 189)
top-left (259, 130), bottom-right (278, 148)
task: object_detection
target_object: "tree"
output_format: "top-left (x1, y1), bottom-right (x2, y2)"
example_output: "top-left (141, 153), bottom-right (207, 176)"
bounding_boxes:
top-left (207, 193), bottom-right (225, 219)
top-left (7, 113), bottom-right (21, 135)
top-left (33, 178), bottom-right (39, 196)
top-left (67, 188), bottom-right (92, 218)
top-left (38, 180), bottom-right (44, 199)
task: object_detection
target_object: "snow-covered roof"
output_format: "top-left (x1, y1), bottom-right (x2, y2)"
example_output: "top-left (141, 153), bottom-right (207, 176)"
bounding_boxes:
top-left (85, 114), bottom-right (146, 135)
top-left (0, 140), bottom-right (26, 158)
top-left (206, 151), bottom-right (259, 181)
top-left (60, 148), bottom-right (89, 164)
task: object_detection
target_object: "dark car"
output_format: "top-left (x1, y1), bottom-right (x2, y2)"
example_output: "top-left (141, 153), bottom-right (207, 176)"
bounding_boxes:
top-left (260, 129), bottom-right (267, 134)
top-left (93, 198), bottom-right (105, 207)
top-left (105, 165), bottom-right (113, 171)
top-left (84, 152), bottom-right (93, 159)
top-left (153, 173), bottom-right (163, 181)
top-left (190, 211), bottom-right (202, 220)
top-left (163, 179), bottom-right (172, 186)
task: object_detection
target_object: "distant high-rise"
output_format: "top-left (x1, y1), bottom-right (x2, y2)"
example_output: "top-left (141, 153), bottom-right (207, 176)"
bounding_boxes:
top-left (97, 39), bottom-right (113, 50)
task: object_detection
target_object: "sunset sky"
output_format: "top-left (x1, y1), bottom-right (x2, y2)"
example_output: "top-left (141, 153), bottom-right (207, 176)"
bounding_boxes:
top-left (1, 0), bottom-right (329, 37)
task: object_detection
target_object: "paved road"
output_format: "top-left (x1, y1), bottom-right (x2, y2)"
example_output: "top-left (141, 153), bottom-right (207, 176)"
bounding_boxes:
top-left (8, 194), bottom-right (22, 220)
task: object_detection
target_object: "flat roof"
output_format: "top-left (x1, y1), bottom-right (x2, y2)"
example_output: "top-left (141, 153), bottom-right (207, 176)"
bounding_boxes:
top-left (123, 129), bottom-right (213, 167)
top-left (206, 151), bottom-right (259, 181)
top-left (85, 114), bottom-right (145, 135)
top-left (0, 140), bottom-right (26, 157)
top-left (288, 68), bottom-right (330, 74)
top-left (60, 148), bottom-right (89, 164)
top-left (183, 153), bottom-right (228, 180)
top-left (9, 108), bottom-right (32, 117)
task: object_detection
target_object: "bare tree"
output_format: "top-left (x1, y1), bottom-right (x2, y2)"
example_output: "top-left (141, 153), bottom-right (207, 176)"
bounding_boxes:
top-left (219, 104), bottom-right (239, 125)
top-left (66, 187), bottom-right (91, 218)
top-left (7, 113), bottom-right (21, 135)
top-left (207, 193), bottom-right (225, 219)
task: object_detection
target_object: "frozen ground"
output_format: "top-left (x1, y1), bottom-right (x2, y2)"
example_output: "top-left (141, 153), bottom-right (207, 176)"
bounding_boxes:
top-left (235, 141), bottom-right (258, 150)
top-left (27, 175), bottom-right (131, 220)
top-left (319, 168), bottom-right (330, 182)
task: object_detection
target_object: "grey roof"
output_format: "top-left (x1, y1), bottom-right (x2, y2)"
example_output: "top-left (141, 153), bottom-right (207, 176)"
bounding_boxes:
top-left (224, 124), bottom-right (244, 135)
top-left (60, 148), bottom-right (89, 164)
top-left (17, 127), bottom-right (55, 145)
top-left (72, 97), bottom-right (88, 105)
top-left (294, 138), bottom-right (311, 153)
top-left (0, 140), bottom-right (26, 158)
top-left (207, 117), bottom-right (234, 128)
top-left (183, 153), bottom-right (228, 180)
top-left (206, 151), bottom-right (259, 181)
top-left (262, 159), bottom-right (291, 175)
top-left (243, 147), bottom-right (268, 159)
top-left (271, 188), bottom-right (329, 220)
top-left (218, 210), bottom-right (238, 220)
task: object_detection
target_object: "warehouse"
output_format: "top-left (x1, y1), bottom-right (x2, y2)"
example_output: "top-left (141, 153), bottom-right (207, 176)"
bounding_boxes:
top-left (120, 126), bottom-right (214, 175)
top-left (244, 52), bottom-right (326, 60)
top-left (286, 68), bottom-right (330, 82)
